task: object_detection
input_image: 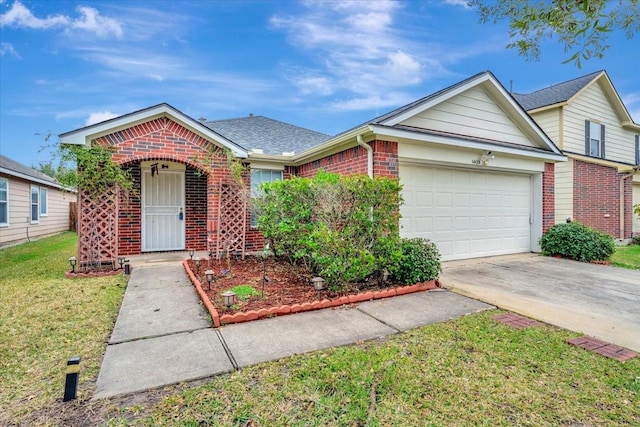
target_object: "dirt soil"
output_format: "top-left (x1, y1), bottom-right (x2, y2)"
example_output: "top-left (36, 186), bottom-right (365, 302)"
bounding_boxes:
top-left (187, 256), bottom-right (390, 315)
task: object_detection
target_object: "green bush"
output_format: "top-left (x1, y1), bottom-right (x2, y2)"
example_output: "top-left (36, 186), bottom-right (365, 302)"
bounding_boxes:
top-left (392, 238), bottom-right (442, 284)
top-left (539, 222), bottom-right (615, 262)
top-left (631, 235), bottom-right (640, 245)
top-left (255, 170), bottom-right (403, 291)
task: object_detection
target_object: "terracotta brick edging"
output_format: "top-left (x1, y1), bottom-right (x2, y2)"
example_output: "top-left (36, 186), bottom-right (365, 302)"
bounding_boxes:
top-left (183, 260), bottom-right (439, 327)
top-left (65, 269), bottom-right (125, 279)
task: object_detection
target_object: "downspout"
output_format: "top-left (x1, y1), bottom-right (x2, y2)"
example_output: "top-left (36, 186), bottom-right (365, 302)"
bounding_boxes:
top-left (357, 134), bottom-right (373, 178)
top-left (620, 166), bottom-right (640, 240)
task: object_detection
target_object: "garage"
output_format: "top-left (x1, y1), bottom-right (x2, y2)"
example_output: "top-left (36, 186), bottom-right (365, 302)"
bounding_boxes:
top-left (400, 164), bottom-right (532, 261)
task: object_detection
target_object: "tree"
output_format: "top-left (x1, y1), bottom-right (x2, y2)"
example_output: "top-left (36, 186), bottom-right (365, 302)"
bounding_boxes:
top-left (470, 0), bottom-right (640, 67)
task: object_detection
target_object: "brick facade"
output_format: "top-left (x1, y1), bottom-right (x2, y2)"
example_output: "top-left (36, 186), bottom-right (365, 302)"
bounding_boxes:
top-left (542, 162), bottom-right (555, 233)
top-left (573, 159), bottom-right (633, 238)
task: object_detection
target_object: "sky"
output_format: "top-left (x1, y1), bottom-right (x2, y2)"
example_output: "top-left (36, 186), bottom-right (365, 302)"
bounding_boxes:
top-left (1, 0), bottom-right (639, 169)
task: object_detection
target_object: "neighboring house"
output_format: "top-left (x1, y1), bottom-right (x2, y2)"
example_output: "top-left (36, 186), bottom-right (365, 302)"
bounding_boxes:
top-left (514, 70), bottom-right (640, 239)
top-left (0, 154), bottom-right (75, 248)
top-left (59, 71), bottom-right (565, 265)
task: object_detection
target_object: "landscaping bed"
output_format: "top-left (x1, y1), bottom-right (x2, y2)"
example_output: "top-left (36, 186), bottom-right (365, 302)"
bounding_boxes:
top-left (184, 256), bottom-right (438, 326)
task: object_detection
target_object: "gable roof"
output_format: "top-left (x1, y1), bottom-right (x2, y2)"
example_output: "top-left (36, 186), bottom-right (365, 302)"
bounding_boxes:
top-left (513, 70), bottom-right (602, 111)
top-left (205, 115), bottom-right (331, 156)
top-left (59, 103), bottom-right (249, 158)
top-left (513, 70), bottom-right (639, 130)
top-left (0, 154), bottom-right (66, 189)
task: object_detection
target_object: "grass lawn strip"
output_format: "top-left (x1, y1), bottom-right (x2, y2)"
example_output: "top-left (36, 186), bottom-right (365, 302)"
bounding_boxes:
top-left (0, 232), bottom-right (127, 425)
top-left (104, 311), bottom-right (639, 426)
top-left (610, 245), bottom-right (640, 270)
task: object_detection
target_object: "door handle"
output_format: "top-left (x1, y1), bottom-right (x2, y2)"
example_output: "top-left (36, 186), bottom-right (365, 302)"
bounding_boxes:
top-left (179, 208), bottom-right (184, 221)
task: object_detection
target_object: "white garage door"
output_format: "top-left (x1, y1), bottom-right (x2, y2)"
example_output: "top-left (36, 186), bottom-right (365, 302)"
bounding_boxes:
top-left (400, 164), bottom-right (532, 261)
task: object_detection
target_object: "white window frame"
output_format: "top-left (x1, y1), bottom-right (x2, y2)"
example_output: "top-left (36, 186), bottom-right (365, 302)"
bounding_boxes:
top-left (635, 135), bottom-right (639, 165)
top-left (31, 185), bottom-right (39, 224)
top-left (250, 169), bottom-right (283, 227)
top-left (40, 187), bottom-right (48, 217)
top-left (0, 178), bottom-right (8, 227)
top-left (585, 120), bottom-right (605, 159)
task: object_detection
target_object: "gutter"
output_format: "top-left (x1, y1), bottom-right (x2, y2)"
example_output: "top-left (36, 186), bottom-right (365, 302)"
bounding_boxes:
top-left (356, 134), bottom-right (373, 178)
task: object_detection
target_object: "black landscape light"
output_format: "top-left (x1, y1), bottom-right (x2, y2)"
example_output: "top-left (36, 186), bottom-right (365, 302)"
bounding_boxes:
top-left (117, 256), bottom-right (125, 269)
top-left (189, 248), bottom-right (194, 260)
top-left (205, 269), bottom-right (215, 290)
top-left (68, 257), bottom-right (77, 273)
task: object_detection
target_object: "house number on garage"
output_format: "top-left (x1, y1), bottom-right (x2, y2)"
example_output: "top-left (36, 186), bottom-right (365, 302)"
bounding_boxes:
top-left (471, 159), bottom-right (482, 165)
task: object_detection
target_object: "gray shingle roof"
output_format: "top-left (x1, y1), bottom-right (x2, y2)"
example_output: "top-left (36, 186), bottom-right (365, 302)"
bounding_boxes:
top-left (0, 154), bottom-right (62, 188)
top-left (204, 115), bottom-right (332, 155)
top-left (513, 70), bottom-right (602, 111)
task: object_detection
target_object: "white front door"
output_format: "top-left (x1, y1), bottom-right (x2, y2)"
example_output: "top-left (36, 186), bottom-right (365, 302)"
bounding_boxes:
top-left (142, 162), bottom-right (185, 252)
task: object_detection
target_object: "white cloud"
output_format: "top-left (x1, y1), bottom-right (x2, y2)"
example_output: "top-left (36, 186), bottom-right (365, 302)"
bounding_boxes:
top-left (0, 41), bottom-right (21, 58)
top-left (621, 92), bottom-right (640, 123)
top-left (0, 0), bottom-right (123, 38)
top-left (444, 0), bottom-right (472, 9)
top-left (330, 92), bottom-right (415, 112)
top-left (270, 0), bottom-right (430, 106)
top-left (85, 111), bottom-right (119, 126)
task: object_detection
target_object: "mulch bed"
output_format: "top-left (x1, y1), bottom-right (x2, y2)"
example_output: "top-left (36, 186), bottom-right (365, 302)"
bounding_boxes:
top-left (186, 256), bottom-right (402, 316)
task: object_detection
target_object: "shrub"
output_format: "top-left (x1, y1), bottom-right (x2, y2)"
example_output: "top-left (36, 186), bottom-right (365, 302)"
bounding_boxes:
top-left (393, 238), bottom-right (442, 284)
top-left (539, 222), bottom-right (615, 262)
top-left (631, 235), bottom-right (640, 245)
top-left (255, 170), bottom-right (402, 291)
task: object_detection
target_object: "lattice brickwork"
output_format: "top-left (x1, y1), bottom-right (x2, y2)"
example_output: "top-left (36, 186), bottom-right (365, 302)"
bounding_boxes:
top-left (216, 184), bottom-right (246, 259)
top-left (78, 187), bottom-right (118, 271)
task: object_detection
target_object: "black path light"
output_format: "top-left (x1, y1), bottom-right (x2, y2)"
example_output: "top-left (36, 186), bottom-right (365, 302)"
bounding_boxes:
top-left (205, 269), bottom-right (215, 290)
top-left (63, 356), bottom-right (81, 402)
top-left (261, 243), bottom-right (270, 297)
top-left (194, 257), bottom-right (201, 273)
top-left (188, 248), bottom-right (194, 260)
top-left (117, 256), bottom-right (125, 270)
top-left (68, 257), bottom-right (77, 273)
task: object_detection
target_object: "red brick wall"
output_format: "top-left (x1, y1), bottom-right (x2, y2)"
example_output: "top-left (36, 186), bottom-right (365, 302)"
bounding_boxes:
top-left (91, 117), bottom-right (240, 256)
top-left (185, 166), bottom-right (208, 251)
top-left (542, 162), bottom-right (555, 232)
top-left (573, 159), bottom-right (632, 238)
top-left (297, 140), bottom-right (399, 179)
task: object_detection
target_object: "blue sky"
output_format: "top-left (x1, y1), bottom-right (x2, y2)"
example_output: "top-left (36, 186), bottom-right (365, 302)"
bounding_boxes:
top-left (1, 0), bottom-right (638, 169)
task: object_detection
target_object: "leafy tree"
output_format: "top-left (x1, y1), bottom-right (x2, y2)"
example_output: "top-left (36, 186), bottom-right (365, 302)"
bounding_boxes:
top-left (470, 0), bottom-right (640, 67)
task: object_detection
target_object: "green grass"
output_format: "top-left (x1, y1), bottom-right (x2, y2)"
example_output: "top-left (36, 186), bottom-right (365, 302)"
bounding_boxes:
top-left (103, 312), bottom-right (640, 427)
top-left (610, 245), bottom-right (640, 269)
top-left (228, 284), bottom-right (260, 300)
top-left (2, 235), bottom-right (639, 426)
top-left (0, 232), bottom-right (127, 425)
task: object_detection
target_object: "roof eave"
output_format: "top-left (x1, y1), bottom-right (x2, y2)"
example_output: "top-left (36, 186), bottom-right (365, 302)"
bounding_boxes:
top-left (59, 103), bottom-right (248, 159)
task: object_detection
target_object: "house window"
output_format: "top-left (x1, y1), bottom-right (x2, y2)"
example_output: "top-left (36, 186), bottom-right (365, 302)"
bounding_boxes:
top-left (0, 178), bottom-right (8, 226)
top-left (31, 186), bottom-right (39, 223)
top-left (250, 169), bottom-right (283, 226)
top-left (585, 120), bottom-right (605, 158)
top-left (40, 187), bottom-right (48, 217)
top-left (635, 135), bottom-right (639, 165)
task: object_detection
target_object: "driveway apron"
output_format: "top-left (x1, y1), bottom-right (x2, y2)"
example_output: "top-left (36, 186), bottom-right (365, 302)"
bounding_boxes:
top-left (440, 254), bottom-right (640, 352)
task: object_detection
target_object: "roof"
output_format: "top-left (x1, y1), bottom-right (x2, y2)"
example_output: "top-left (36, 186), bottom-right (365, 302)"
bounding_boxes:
top-left (205, 115), bottom-right (332, 155)
top-left (0, 154), bottom-right (65, 189)
top-left (513, 70), bottom-right (603, 111)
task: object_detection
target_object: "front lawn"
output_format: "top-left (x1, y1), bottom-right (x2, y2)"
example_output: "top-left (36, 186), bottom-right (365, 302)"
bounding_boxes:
top-left (0, 232), bottom-right (127, 425)
top-left (610, 244), bottom-right (640, 269)
top-left (2, 233), bottom-right (638, 426)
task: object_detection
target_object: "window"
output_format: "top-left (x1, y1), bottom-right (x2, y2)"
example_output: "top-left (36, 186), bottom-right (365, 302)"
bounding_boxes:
top-left (40, 187), bottom-right (48, 217)
top-left (636, 135), bottom-right (639, 165)
top-left (31, 186), bottom-right (39, 223)
top-left (250, 169), bottom-right (282, 226)
top-left (0, 178), bottom-right (8, 226)
top-left (585, 120), bottom-right (605, 158)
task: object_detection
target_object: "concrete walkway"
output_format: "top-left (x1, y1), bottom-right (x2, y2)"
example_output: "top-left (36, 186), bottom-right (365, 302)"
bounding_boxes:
top-left (94, 255), bottom-right (492, 399)
top-left (440, 253), bottom-right (640, 353)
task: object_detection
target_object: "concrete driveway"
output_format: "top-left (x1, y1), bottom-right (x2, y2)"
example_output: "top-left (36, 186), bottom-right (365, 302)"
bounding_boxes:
top-left (439, 254), bottom-right (640, 352)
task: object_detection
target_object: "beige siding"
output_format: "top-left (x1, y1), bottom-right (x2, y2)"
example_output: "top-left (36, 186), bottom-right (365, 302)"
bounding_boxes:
top-left (554, 158), bottom-right (574, 224)
top-left (529, 108), bottom-right (561, 148)
top-left (0, 175), bottom-right (74, 247)
top-left (563, 82), bottom-right (637, 163)
top-left (401, 86), bottom-right (537, 147)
